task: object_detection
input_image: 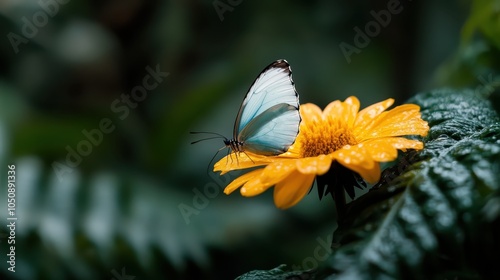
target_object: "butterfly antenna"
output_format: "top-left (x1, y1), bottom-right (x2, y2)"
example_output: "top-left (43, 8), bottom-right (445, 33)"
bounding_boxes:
top-left (191, 136), bottom-right (225, 144)
top-left (190, 131), bottom-right (227, 137)
top-left (206, 145), bottom-right (229, 174)
top-left (190, 131), bottom-right (227, 144)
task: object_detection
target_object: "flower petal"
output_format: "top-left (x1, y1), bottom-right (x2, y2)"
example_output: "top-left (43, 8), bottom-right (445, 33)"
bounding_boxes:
top-left (324, 97), bottom-right (360, 128)
top-left (283, 141), bottom-right (302, 157)
top-left (344, 96), bottom-right (360, 127)
top-left (332, 145), bottom-right (381, 183)
top-left (362, 137), bottom-right (423, 162)
top-left (214, 152), bottom-right (274, 174)
top-left (323, 100), bottom-right (343, 120)
top-left (240, 176), bottom-right (268, 197)
top-left (273, 171), bottom-right (315, 209)
top-left (300, 103), bottom-right (323, 123)
top-left (362, 139), bottom-right (399, 162)
top-left (388, 137), bottom-right (424, 150)
top-left (240, 160), bottom-right (298, 196)
top-left (224, 169), bottom-right (263, 194)
top-left (354, 98), bottom-right (394, 134)
top-left (356, 104), bottom-right (428, 141)
top-left (295, 155), bottom-right (332, 175)
top-left (260, 160), bottom-right (297, 184)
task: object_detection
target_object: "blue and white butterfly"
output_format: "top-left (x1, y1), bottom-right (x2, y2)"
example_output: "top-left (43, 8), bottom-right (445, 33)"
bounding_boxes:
top-left (192, 59), bottom-right (300, 159)
top-left (224, 59), bottom-right (300, 156)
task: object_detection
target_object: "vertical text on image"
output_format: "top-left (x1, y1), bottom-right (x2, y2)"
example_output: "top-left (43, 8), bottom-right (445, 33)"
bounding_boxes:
top-left (6, 164), bottom-right (17, 273)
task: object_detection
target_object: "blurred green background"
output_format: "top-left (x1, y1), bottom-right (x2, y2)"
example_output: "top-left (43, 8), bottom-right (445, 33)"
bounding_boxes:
top-left (0, 0), bottom-right (493, 279)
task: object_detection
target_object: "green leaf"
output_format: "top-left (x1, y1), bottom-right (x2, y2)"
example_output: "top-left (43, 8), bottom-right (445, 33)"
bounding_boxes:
top-left (235, 264), bottom-right (315, 280)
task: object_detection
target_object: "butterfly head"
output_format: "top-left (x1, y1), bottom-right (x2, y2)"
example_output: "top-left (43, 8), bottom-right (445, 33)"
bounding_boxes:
top-left (224, 138), bottom-right (244, 154)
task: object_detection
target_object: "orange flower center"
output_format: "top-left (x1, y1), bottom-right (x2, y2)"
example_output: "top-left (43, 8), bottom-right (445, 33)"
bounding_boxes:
top-left (299, 118), bottom-right (357, 158)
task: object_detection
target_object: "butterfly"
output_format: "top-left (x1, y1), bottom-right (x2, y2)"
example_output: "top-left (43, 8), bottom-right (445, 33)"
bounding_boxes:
top-left (192, 59), bottom-right (301, 159)
top-left (226, 59), bottom-right (300, 157)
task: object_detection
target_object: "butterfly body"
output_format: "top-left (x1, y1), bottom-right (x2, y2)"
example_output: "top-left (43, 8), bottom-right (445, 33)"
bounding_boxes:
top-left (224, 138), bottom-right (244, 153)
top-left (225, 59), bottom-right (301, 157)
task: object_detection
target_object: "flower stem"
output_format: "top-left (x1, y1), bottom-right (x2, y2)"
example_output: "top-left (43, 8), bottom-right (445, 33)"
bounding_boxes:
top-left (316, 162), bottom-right (365, 221)
top-left (316, 162), bottom-right (367, 249)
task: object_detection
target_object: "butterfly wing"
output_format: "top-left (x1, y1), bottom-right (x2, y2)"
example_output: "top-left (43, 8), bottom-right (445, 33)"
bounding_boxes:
top-left (233, 59), bottom-right (300, 155)
top-left (239, 103), bottom-right (300, 155)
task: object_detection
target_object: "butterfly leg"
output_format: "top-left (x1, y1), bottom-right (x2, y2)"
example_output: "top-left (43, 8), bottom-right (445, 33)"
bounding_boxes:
top-left (242, 150), bottom-right (255, 164)
top-left (226, 149), bottom-right (233, 165)
top-left (235, 152), bottom-right (240, 165)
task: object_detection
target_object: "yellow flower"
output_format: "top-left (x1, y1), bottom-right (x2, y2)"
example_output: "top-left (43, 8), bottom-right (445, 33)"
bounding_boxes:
top-left (214, 96), bottom-right (429, 209)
